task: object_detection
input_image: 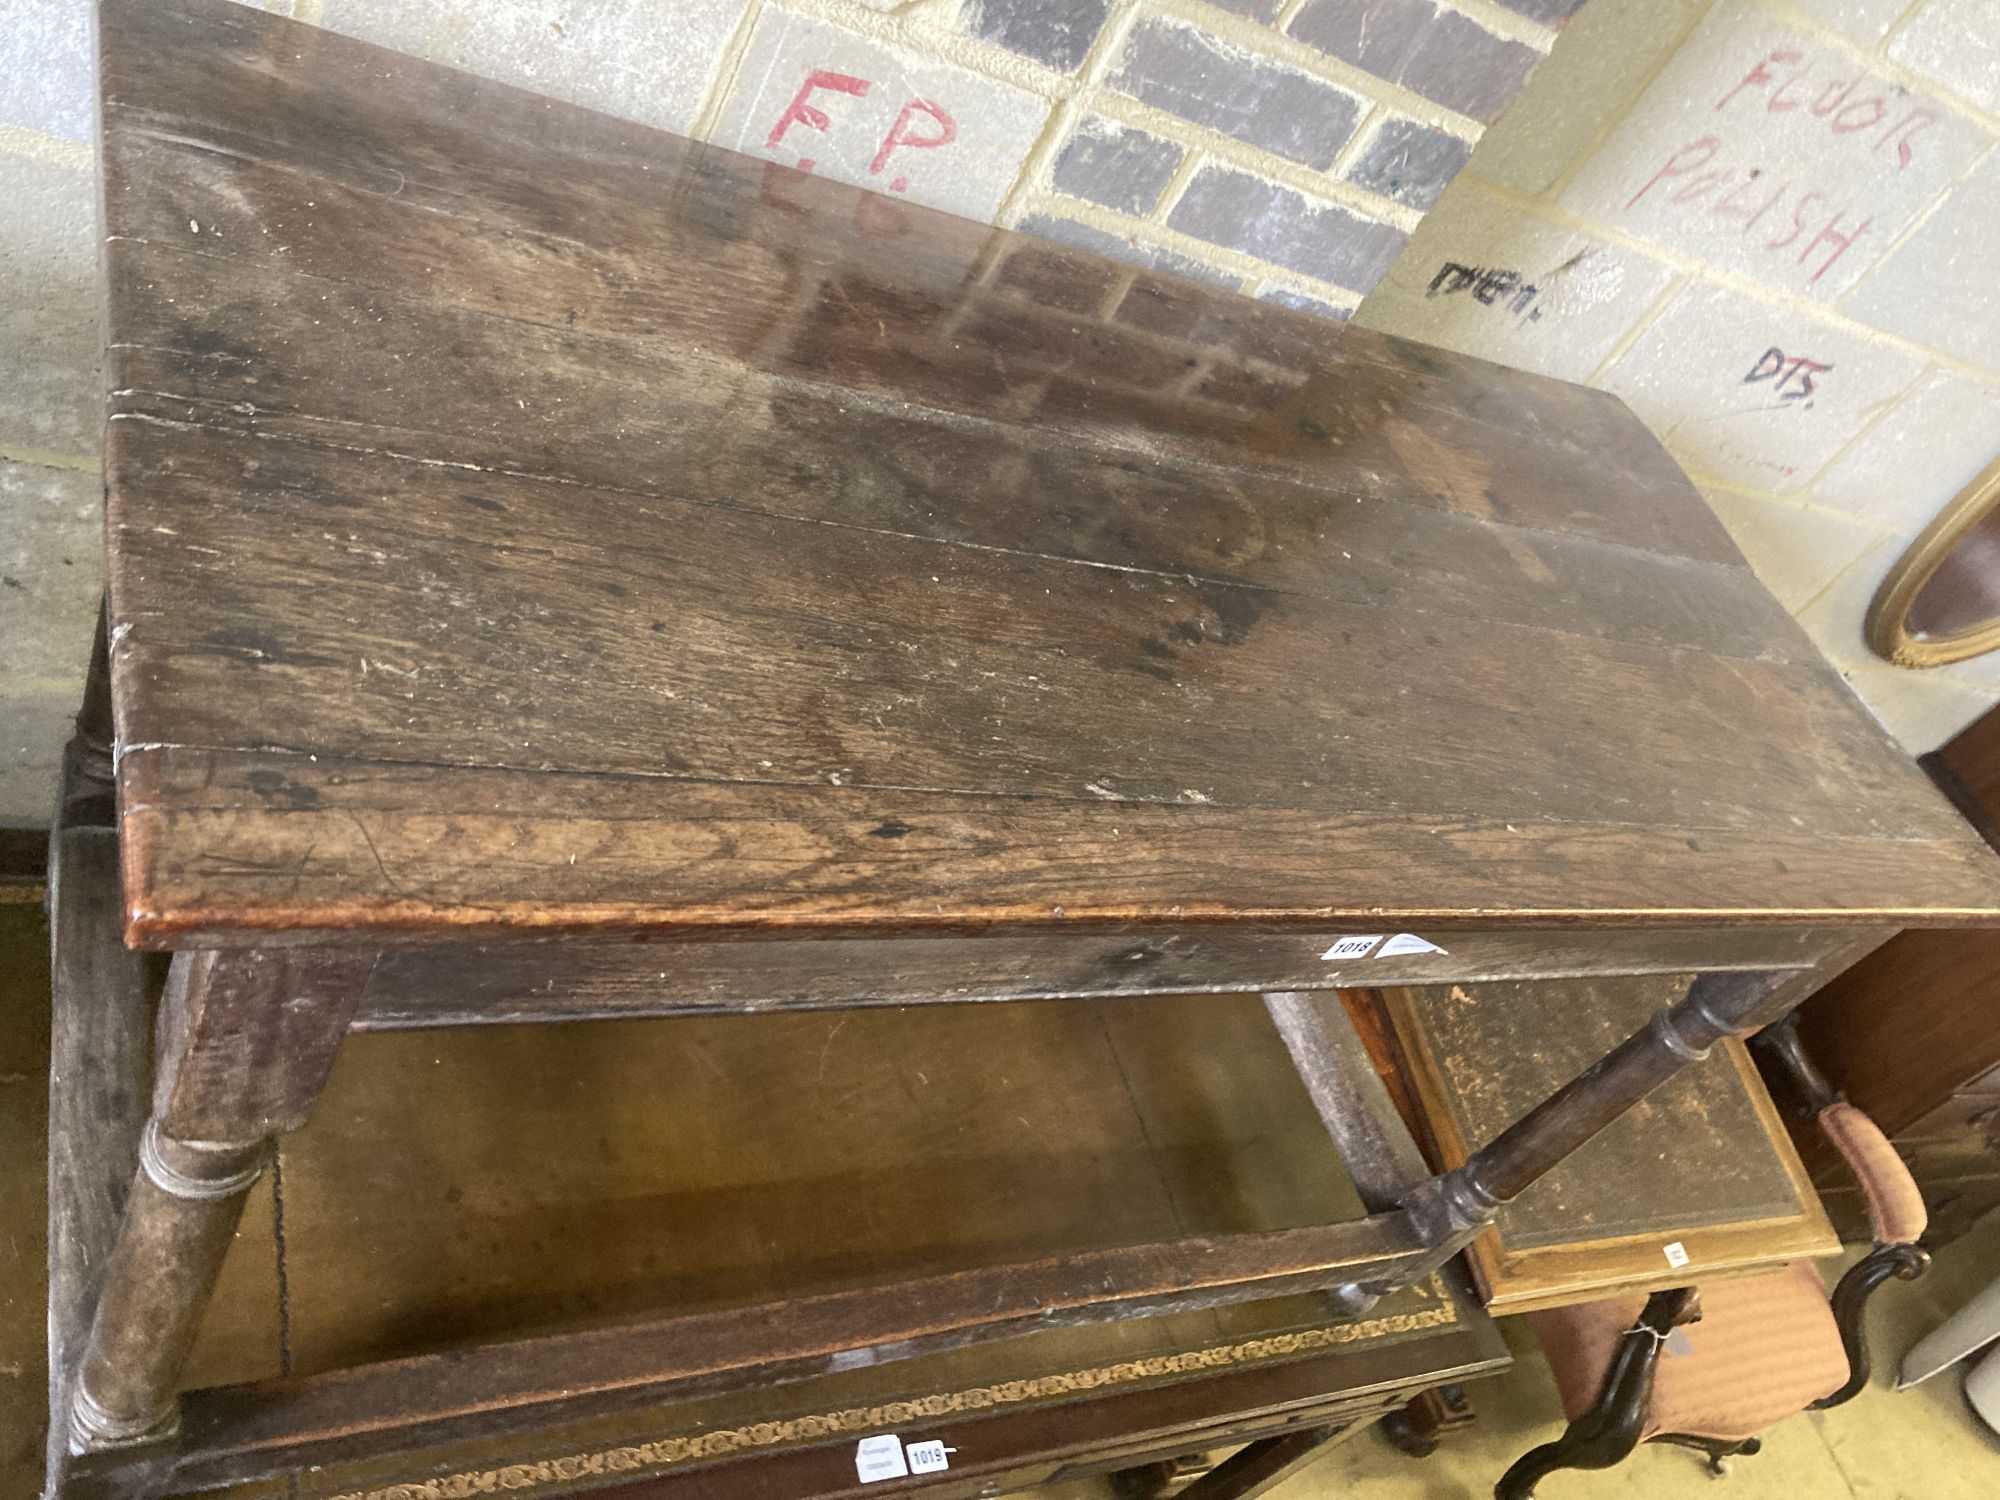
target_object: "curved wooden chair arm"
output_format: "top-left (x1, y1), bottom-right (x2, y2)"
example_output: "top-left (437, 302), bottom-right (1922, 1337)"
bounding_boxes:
top-left (1752, 1012), bottom-right (1841, 1113)
top-left (1501, 1020), bottom-right (1933, 1496)
top-left (1817, 1101), bottom-right (1929, 1246)
top-left (1754, 1015), bottom-right (1929, 1245)
top-left (1494, 1289), bottom-right (1698, 1500)
top-left (1752, 1013), bottom-right (1933, 1409)
top-left (1815, 1243), bottom-right (1931, 1411)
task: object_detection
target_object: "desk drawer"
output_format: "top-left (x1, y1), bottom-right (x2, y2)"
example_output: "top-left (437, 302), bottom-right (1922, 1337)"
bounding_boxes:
top-left (1897, 1089), bottom-right (2000, 1146)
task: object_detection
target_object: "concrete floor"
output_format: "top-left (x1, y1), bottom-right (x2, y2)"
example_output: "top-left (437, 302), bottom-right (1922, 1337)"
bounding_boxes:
top-left (4, 890), bottom-right (1998, 1500)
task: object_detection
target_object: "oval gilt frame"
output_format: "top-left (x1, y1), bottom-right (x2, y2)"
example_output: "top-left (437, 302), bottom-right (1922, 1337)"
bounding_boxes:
top-left (1865, 453), bottom-right (2000, 669)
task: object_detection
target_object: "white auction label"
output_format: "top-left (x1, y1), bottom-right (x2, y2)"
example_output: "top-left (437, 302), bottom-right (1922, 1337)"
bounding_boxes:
top-left (1663, 1240), bottom-right (1690, 1269)
top-left (1377, 933), bottom-right (1448, 957)
top-left (1322, 935), bottom-right (1383, 960)
top-left (906, 1439), bottom-right (954, 1474)
top-left (855, 1434), bottom-right (909, 1483)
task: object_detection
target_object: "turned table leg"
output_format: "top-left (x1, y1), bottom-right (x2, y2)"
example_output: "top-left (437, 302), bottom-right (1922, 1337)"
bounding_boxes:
top-left (68, 1132), bottom-right (268, 1446)
top-left (56, 947), bottom-right (371, 1490)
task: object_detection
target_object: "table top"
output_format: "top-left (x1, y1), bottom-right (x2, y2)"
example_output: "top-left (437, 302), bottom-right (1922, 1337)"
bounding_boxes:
top-left (1375, 977), bottom-right (1840, 1313)
top-left (97, 0), bottom-right (2000, 946)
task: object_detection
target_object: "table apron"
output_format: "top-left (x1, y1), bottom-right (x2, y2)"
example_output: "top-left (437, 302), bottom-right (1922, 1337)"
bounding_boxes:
top-left (348, 924), bottom-right (1867, 1028)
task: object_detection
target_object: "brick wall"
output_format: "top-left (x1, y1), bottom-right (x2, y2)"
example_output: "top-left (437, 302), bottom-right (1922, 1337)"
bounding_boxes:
top-left (3, 0), bottom-right (1996, 817)
top-left (306, 0), bottom-right (1568, 305)
top-left (1355, 0), bottom-right (2000, 752)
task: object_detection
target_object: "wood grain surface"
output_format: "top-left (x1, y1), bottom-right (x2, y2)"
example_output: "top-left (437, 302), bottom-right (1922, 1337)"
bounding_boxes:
top-left (96, 0), bottom-right (2000, 945)
top-left (344, 925), bottom-right (1857, 1024)
top-left (44, 825), bottom-right (153, 1491)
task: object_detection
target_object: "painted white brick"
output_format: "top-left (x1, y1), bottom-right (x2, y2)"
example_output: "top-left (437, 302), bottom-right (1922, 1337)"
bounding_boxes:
top-left (0, 455), bottom-right (101, 822)
top-left (1843, 152), bottom-right (2000, 370)
top-left (1, 0), bottom-right (93, 143)
top-left (0, 151), bottom-right (100, 458)
top-left (1810, 368), bottom-right (2000, 533)
top-left (314, 0), bottom-right (748, 138)
top-left (0, 690), bottom-right (78, 823)
top-left (1698, 485), bottom-right (1886, 611)
top-left (1471, 0), bottom-right (1698, 196)
top-left (1352, 180), bottom-right (1676, 382)
top-left (1259, 284), bottom-right (1353, 321)
top-left (1598, 282), bottom-right (1924, 493)
top-left (1888, 0), bottom-right (2000, 115)
top-left (711, 9), bottom-right (1053, 223)
top-left (1796, 530), bottom-right (1928, 663)
top-left (1560, 4), bottom-right (1989, 300)
top-left (0, 459), bottom-right (101, 679)
top-left (1793, 0), bottom-right (1909, 44)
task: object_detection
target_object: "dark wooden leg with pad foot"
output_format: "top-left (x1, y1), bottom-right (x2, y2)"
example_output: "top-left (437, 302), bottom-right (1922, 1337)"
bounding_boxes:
top-left (1379, 1383), bottom-right (1474, 1457)
top-left (45, 610), bottom-right (160, 1500)
top-left (1652, 1432), bottom-right (1762, 1474)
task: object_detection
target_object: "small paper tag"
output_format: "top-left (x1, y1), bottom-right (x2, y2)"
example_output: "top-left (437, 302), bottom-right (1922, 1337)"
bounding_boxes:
top-left (1378, 933), bottom-right (1448, 957)
top-left (1322, 935), bottom-right (1383, 960)
top-left (1662, 1240), bottom-right (1690, 1269)
top-left (1664, 1326), bottom-right (1695, 1357)
top-left (905, 1439), bottom-right (954, 1475)
top-left (855, 1434), bottom-right (909, 1483)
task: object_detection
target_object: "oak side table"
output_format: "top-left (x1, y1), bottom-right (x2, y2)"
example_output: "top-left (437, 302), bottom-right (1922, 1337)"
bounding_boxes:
top-left (51, 0), bottom-right (2000, 1495)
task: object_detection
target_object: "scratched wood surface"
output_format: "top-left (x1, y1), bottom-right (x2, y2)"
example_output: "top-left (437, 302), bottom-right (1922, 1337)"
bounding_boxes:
top-left (43, 826), bottom-right (154, 1492)
top-left (97, 0), bottom-right (2000, 946)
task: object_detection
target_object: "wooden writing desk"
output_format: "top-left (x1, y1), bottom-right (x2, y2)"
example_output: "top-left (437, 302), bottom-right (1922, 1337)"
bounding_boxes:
top-left (1377, 977), bottom-right (1839, 1314)
top-left (49, 0), bottom-right (2000, 1495)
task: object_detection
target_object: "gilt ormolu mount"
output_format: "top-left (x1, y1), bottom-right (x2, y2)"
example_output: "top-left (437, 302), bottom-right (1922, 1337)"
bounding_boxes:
top-left (49, 0), bottom-right (2000, 1494)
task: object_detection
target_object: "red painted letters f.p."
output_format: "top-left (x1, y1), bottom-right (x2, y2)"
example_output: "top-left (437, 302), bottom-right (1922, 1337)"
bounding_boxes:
top-left (766, 70), bottom-right (870, 153)
top-left (870, 98), bottom-right (957, 179)
top-left (1716, 49), bottom-right (1803, 112)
